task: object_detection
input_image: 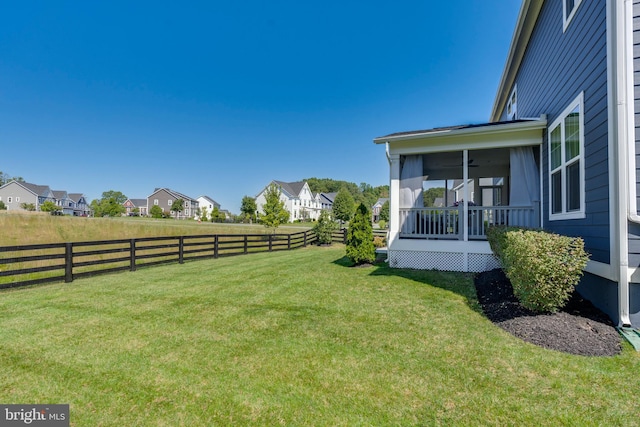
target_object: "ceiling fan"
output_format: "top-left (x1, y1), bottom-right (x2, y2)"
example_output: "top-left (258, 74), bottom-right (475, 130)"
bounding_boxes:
top-left (441, 158), bottom-right (479, 168)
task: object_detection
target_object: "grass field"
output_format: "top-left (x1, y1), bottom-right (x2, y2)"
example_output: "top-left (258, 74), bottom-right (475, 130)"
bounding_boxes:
top-left (0, 211), bottom-right (311, 246)
top-left (0, 246), bottom-right (638, 426)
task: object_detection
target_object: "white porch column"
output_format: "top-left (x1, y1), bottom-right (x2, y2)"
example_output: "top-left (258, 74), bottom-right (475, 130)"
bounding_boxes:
top-left (463, 149), bottom-right (469, 242)
top-left (389, 154), bottom-right (401, 246)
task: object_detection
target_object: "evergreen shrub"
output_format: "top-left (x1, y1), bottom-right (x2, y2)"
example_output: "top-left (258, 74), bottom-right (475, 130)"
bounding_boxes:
top-left (346, 203), bottom-right (375, 265)
top-left (487, 226), bottom-right (589, 313)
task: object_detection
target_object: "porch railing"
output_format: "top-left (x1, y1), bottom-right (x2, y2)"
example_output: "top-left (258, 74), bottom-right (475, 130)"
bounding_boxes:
top-left (399, 204), bottom-right (539, 240)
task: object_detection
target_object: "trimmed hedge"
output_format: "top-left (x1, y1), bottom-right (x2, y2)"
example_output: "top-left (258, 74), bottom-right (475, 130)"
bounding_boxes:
top-left (487, 226), bottom-right (590, 313)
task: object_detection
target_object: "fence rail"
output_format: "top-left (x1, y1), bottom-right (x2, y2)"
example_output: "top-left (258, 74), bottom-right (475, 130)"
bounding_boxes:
top-left (0, 228), bottom-right (387, 290)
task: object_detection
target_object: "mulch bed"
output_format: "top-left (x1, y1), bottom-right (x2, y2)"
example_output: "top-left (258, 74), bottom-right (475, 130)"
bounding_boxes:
top-left (474, 269), bottom-right (622, 356)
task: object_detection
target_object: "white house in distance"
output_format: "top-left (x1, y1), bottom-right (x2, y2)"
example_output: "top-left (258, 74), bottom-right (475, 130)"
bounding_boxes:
top-left (255, 180), bottom-right (321, 222)
top-left (196, 195), bottom-right (221, 220)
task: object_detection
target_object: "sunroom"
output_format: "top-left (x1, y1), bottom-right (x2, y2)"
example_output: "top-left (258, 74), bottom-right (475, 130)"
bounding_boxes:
top-left (374, 117), bottom-right (547, 272)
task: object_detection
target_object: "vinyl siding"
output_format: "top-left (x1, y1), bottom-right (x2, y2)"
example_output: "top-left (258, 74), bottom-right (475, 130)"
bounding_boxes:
top-left (500, 0), bottom-right (610, 264)
top-left (632, 0), bottom-right (640, 266)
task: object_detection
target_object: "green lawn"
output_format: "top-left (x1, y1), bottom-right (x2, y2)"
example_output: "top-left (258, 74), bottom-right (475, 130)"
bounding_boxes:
top-left (1, 246), bottom-right (638, 426)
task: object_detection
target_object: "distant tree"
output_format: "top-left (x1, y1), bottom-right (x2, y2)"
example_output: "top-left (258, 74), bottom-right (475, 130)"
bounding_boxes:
top-left (260, 183), bottom-right (290, 231)
top-left (379, 200), bottom-right (390, 223)
top-left (150, 204), bottom-right (164, 218)
top-left (332, 187), bottom-right (355, 224)
top-left (200, 206), bottom-right (208, 222)
top-left (211, 206), bottom-right (225, 223)
top-left (20, 202), bottom-right (36, 211)
top-left (0, 171), bottom-right (24, 187)
top-left (424, 187), bottom-right (445, 207)
top-left (40, 200), bottom-right (61, 213)
top-left (346, 203), bottom-right (376, 265)
top-left (240, 196), bottom-right (257, 223)
top-left (0, 201), bottom-right (6, 210)
top-left (313, 210), bottom-right (338, 245)
top-left (91, 190), bottom-right (127, 217)
top-left (132, 207), bottom-right (140, 216)
top-left (170, 199), bottom-right (185, 218)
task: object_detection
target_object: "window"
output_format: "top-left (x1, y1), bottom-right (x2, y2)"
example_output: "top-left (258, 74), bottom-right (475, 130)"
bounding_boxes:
top-left (506, 85), bottom-right (517, 120)
top-left (7, 197), bottom-right (12, 203)
top-left (548, 92), bottom-right (585, 220)
top-left (154, 199), bottom-right (159, 205)
top-left (563, 0), bottom-right (583, 32)
top-left (16, 197), bottom-right (20, 202)
top-left (168, 200), bottom-right (172, 206)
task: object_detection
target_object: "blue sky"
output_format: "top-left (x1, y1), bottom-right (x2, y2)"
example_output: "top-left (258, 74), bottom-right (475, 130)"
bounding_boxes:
top-left (0, 1), bottom-right (521, 213)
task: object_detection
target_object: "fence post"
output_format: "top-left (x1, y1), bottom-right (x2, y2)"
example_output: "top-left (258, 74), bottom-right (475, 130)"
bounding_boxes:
top-left (65, 242), bottom-right (73, 283)
top-left (303, 231), bottom-right (307, 247)
top-left (178, 236), bottom-right (184, 264)
top-left (214, 235), bottom-right (219, 259)
top-left (244, 235), bottom-right (248, 254)
top-left (343, 228), bottom-right (347, 244)
top-left (288, 234), bottom-right (291, 250)
top-left (130, 239), bottom-right (136, 272)
top-left (269, 234), bottom-right (273, 252)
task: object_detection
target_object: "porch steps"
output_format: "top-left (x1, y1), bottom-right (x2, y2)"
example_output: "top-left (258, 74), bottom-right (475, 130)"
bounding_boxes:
top-left (617, 327), bottom-right (640, 351)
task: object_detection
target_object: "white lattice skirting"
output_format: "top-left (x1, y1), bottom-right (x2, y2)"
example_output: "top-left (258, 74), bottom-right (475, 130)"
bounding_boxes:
top-left (388, 250), bottom-right (501, 273)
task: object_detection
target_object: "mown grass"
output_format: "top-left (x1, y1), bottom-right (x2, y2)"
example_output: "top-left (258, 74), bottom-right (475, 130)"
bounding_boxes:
top-left (0, 246), bottom-right (638, 426)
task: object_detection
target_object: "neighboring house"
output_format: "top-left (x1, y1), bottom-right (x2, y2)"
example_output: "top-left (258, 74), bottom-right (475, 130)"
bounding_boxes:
top-left (68, 193), bottom-right (91, 216)
top-left (255, 180), bottom-right (321, 222)
top-left (196, 196), bottom-right (221, 220)
top-left (319, 192), bottom-right (337, 211)
top-left (0, 180), bottom-right (56, 211)
top-left (374, 0), bottom-right (640, 329)
top-left (123, 199), bottom-right (148, 216)
top-left (372, 198), bottom-right (389, 222)
top-left (147, 188), bottom-right (199, 219)
top-left (53, 191), bottom-right (75, 215)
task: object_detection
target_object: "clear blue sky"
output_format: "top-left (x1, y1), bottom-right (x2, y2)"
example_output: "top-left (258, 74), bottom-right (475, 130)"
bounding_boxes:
top-left (0, 1), bottom-right (521, 213)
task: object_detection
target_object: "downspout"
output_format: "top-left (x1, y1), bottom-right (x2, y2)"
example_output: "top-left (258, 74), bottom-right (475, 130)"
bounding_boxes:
top-left (612, 0), bottom-right (635, 327)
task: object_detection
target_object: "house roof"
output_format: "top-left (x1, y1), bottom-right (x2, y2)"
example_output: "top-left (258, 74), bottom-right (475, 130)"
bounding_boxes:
top-left (19, 182), bottom-right (53, 197)
top-left (274, 180), bottom-right (306, 198)
top-left (128, 199), bottom-right (147, 207)
top-left (374, 119), bottom-right (543, 143)
top-left (198, 195), bottom-right (220, 206)
top-left (68, 193), bottom-right (86, 203)
top-left (52, 190), bottom-right (69, 199)
top-left (149, 188), bottom-right (196, 202)
top-left (373, 197), bottom-right (389, 207)
top-left (490, 0), bottom-right (544, 121)
top-left (319, 192), bottom-right (337, 204)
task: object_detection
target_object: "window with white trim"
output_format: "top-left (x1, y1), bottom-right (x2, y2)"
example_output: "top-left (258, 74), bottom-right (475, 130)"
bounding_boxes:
top-left (168, 199), bottom-right (172, 206)
top-left (7, 197), bottom-right (12, 203)
top-left (563, 0), bottom-right (583, 32)
top-left (506, 85), bottom-right (517, 120)
top-left (548, 92), bottom-right (585, 220)
top-left (154, 199), bottom-right (159, 205)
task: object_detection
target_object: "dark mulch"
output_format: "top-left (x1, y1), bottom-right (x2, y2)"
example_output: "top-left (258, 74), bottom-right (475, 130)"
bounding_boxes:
top-left (474, 269), bottom-right (622, 356)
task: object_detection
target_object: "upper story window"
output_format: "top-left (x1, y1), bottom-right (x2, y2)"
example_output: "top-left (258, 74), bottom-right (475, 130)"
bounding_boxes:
top-left (506, 85), bottom-right (517, 120)
top-left (548, 92), bottom-right (585, 220)
top-left (154, 199), bottom-right (159, 205)
top-left (563, 0), bottom-right (583, 32)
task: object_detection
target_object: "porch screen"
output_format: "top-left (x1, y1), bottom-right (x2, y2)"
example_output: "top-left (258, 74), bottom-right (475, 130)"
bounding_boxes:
top-left (509, 147), bottom-right (539, 208)
top-left (400, 155), bottom-right (424, 233)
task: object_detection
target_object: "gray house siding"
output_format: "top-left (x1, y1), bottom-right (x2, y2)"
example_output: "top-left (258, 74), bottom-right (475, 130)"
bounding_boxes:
top-left (0, 182), bottom-right (37, 210)
top-left (499, 0), bottom-right (610, 264)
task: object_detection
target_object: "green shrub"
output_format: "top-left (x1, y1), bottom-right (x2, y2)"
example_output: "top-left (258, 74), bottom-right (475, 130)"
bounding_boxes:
top-left (313, 210), bottom-right (337, 245)
top-left (373, 236), bottom-right (386, 248)
top-left (488, 226), bottom-right (589, 313)
top-left (378, 219), bottom-right (387, 230)
top-left (346, 203), bottom-right (375, 265)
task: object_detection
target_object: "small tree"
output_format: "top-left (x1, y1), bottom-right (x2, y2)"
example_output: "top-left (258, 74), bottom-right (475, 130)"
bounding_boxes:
top-left (40, 200), bottom-right (61, 213)
top-left (150, 204), bottom-right (164, 218)
top-left (0, 201), bottom-right (7, 210)
top-left (240, 196), bottom-right (257, 224)
top-left (333, 187), bottom-right (355, 225)
top-left (346, 203), bottom-right (376, 265)
top-left (313, 209), bottom-right (338, 245)
top-left (379, 200), bottom-right (390, 223)
top-left (211, 207), bottom-right (225, 223)
top-left (200, 207), bottom-right (208, 222)
top-left (260, 183), bottom-right (290, 232)
top-left (20, 202), bottom-right (36, 211)
top-left (170, 199), bottom-right (185, 219)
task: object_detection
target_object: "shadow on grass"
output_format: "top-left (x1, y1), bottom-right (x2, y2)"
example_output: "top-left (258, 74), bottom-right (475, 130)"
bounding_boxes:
top-left (332, 255), bottom-right (482, 314)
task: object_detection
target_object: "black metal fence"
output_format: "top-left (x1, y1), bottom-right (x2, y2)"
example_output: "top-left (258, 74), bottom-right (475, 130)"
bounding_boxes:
top-left (0, 228), bottom-right (388, 290)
